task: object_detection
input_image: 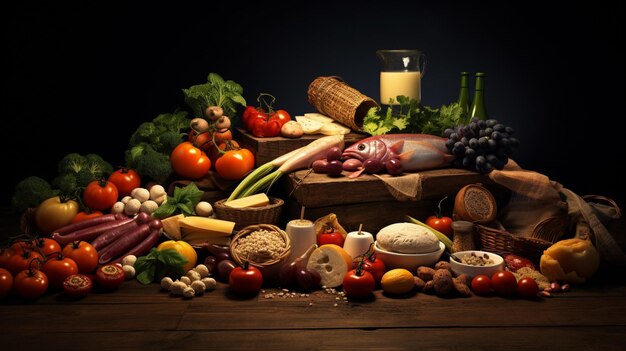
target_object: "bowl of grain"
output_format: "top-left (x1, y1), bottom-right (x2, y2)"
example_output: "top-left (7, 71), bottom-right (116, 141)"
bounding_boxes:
top-left (449, 250), bottom-right (504, 279)
top-left (230, 224), bottom-right (291, 283)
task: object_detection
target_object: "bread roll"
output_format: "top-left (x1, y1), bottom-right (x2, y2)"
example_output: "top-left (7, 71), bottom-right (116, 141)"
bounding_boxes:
top-left (376, 223), bottom-right (440, 254)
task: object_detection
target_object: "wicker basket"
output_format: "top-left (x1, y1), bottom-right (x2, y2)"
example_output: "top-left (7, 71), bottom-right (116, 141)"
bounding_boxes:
top-left (307, 76), bottom-right (378, 131)
top-left (475, 216), bottom-right (568, 262)
top-left (230, 224), bottom-right (291, 282)
top-left (214, 197), bottom-right (284, 231)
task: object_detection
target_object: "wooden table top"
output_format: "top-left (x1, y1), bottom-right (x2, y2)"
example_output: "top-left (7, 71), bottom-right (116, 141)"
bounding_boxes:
top-left (1, 209), bottom-right (625, 350)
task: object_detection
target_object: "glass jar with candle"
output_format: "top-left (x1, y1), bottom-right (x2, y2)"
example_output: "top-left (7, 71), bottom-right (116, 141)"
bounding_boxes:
top-left (376, 49), bottom-right (426, 105)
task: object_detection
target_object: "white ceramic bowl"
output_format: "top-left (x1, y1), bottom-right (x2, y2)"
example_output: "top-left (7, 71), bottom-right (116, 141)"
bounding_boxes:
top-left (449, 250), bottom-right (505, 278)
top-left (374, 241), bottom-right (445, 272)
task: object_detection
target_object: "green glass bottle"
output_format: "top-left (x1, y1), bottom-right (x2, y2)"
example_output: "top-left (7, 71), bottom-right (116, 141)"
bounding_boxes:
top-left (470, 72), bottom-right (488, 120)
top-left (457, 72), bottom-right (471, 124)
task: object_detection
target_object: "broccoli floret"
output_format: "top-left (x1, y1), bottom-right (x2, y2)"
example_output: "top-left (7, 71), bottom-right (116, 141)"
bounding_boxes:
top-left (57, 153), bottom-right (86, 174)
top-left (52, 173), bottom-right (79, 195)
top-left (83, 153), bottom-right (114, 179)
top-left (11, 176), bottom-right (59, 212)
top-left (158, 131), bottom-right (185, 154)
top-left (129, 122), bottom-right (159, 148)
top-left (153, 110), bottom-right (190, 133)
top-left (126, 143), bottom-right (172, 184)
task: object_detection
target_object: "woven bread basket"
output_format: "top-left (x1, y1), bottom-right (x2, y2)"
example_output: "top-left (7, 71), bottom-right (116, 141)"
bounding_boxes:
top-left (475, 215), bottom-right (568, 262)
top-left (307, 76), bottom-right (378, 131)
top-left (230, 224), bottom-right (291, 282)
top-left (214, 197), bottom-right (284, 231)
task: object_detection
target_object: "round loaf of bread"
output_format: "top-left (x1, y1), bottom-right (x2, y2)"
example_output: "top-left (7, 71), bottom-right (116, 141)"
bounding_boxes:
top-left (376, 223), bottom-right (440, 254)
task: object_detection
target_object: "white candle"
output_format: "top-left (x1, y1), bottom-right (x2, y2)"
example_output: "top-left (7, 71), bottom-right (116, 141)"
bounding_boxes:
top-left (343, 231), bottom-right (375, 259)
top-left (380, 71), bottom-right (421, 104)
top-left (285, 219), bottom-right (316, 262)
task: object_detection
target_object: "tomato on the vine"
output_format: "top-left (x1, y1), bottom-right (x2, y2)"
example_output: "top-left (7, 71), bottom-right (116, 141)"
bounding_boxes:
top-left (108, 168), bottom-right (141, 197)
top-left (425, 197), bottom-right (453, 239)
top-left (343, 263), bottom-right (376, 299)
top-left (270, 109), bottom-right (291, 127)
top-left (471, 274), bottom-right (493, 295)
top-left (0, 268), bottom-right (13, 299)
top-left (0, 248), bottom-right (14, 268)
top-left (14, 268), bottom-right (48, 300)
top-left (229, 261), bottom-right (263, 295)
top-left (244, 94), bottom-right (291, 138)
top-left (35, 196), bottom-right (80, 234)
top-left (62, 241), bottom-right (98, 274)
top-left (170, 141), bottom-right (211, 180)
top-left (6, 250), bottom-right (44, 276)
top-left (355, 253), bottom-right (386, 285)
top-left (72, 211), bottom-right (104, 224)
top-left (42, 253), bottom-right (78, 289)
top-left (31, 237), bottom-right (62, 258)
top-left (317, 228), bottom-right (345, 247)
top-left (215, 148), bottom-right (255, 181)
top-left (83, 180), bottom-right (119, 211)
top-left (190, 130), bottom-right (233, 151)
top-left (10, 241), bottom-right (33, 255)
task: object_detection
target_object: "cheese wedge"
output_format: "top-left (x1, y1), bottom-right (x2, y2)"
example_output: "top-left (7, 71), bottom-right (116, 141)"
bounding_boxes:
top-left (182, 229), bottom-right (231, 246)
top-left (223, 193), bottom-right (270, 209)
top-left (304, 113), bottom-right (335, 124)
top-left (319, 122), bottom-right (351, 135)
top-left (306, 244), bottom-right (352, 288)
top-left (178, 216), bottom-right (235, 237)
top-left (161, 214), bottom-right (184, 240)
top-left (295, 116), bottom-right (324, 134)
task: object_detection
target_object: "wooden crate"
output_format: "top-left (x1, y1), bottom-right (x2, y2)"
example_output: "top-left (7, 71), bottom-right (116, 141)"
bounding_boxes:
top-left (236, 128), bottom-right (366, 167)
top-left (284, 168), bottom-right (509, 234)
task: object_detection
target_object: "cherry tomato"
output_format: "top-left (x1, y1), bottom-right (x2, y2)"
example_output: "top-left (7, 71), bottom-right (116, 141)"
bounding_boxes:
top-left (517, 277), bottom-right (539, 298)
top-left (63, 274), bottom-right (93, 298)
top-left (35, 196), bottom-right (80, 234)
top-left (342, 269), bottom-right (375, 298)
top-left (96, 264), bottom-right (125, 289)
top-left (10, 241), bottom-right (33, 255)
top-left (83, 180), bottom-right (119, 211)
top-left (471, 274), bottom-right (493, 295)
top-left (31, 237), bottom-right (62, 258)
top-left (229, 262), bottom-right (263, 295)
top-left (62, 241), bottom-right (98, 274)
top-left (491, 271), bottom-right (518, 296)
top-left (0, 268), bottom-right (13, 299)
top-left (42, 253), bottom-right (79, 289)
top-left (270, 109), bottom-right (291, 127)
top-left (72, 210), bottom-right (104, 224)
top-left (215, 148), bottom-right (255, 181)
top-left (0, 248), bottom-right (14, 268)
top-left (425, 197), bottom-right (453, 238)
top-left (317, 230), bottom-right (345, 247)
top-left (108, 168), bottom-right (142, 197)
top-left (170, 141), bottom-right (211, 180)
top-left (6, 250), bottom-right (43, 276)
top-left (354, 255), bottom-right (386, 285)
top-left (14, 268), bottom-right (48, 300)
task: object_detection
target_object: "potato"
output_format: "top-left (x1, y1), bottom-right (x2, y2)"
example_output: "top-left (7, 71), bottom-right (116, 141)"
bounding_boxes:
top-left (281, 120), bottom-right (304, 138)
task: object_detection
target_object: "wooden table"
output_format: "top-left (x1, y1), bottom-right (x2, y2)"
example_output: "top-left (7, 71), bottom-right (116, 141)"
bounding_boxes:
top-left (1, 209), bottom-right (625, 350)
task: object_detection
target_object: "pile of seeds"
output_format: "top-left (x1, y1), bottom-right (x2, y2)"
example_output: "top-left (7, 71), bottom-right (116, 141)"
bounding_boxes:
top-left (235, 229), bottom-right (286, 263)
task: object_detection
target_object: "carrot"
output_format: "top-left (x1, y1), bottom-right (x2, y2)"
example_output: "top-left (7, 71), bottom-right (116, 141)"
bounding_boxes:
top-left (236, 135), bottom-right (345, 198)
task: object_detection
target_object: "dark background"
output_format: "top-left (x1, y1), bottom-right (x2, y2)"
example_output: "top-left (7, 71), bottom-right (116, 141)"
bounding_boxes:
top-left (1, 1), bottom-right (624, 206)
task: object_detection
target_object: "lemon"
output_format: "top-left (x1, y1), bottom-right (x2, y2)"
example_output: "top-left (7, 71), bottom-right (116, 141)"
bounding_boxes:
top-left (381, 269), bottom-right (415, 295)
top-left (157, 240), bottom-right (198, 272)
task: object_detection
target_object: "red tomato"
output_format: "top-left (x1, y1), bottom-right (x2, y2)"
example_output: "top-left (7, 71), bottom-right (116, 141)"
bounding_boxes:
top-left (0, 268), bottom-right (13, 299)
top-left (354, 255), bottom-right (386, 285)
top-left (10, 241), bottom-right (33, 255)
top-left (62, 241), bottom-right (98, 274)
top-left (6, 250), bottom-right (43, 276)
top-left (263, 119), bottom-right (282, 137)
top-left (31, 237), bottom-right (62, 258)
top-left (170, 141), bottom-right (211, 180)
top-left (425, 215), bottom-right (453, 239)
top-left (242, 106), bottom-right (260, 129)
top-left (83, 180), bottom-right (119, 211)
top-left (342, 269), bottom-right (375, 298)
top-left (270, 109), bottom-right (291, 127)
top-left (108, 168), bottom-right (141, 197)
top-left (72, 210), bottom-right (104, 224)
top-left (95, 264), bottom-right (125, 289)
top-left (190, 130), bottom-right (234, 151)
top-left (247, 109), bottom-right (268, 132)
top-left (215, 149), bottom-right (255, 181)
top-left (0, 248), bottom-right (14, 268)
top-left (250, 118), bottom-right (268, 138)
top-left (517, 277), bottom-right (539, 298)
top-left (42, 254), bottom-right (79, 289)
top-left (317, 230), bottom-right (345, 247)
top-left (491, 271), bottom-right (517, 296)
top-left (14, 268), bottom-right (48, 300)
top-left (504, 254), bottom-right (535, 272)
top-left (229, 262), bottom-right (263, 295)
top-left (63, 274), bottom-right (93, 298)
top-left (471, 274), bottom-right (493, 295)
